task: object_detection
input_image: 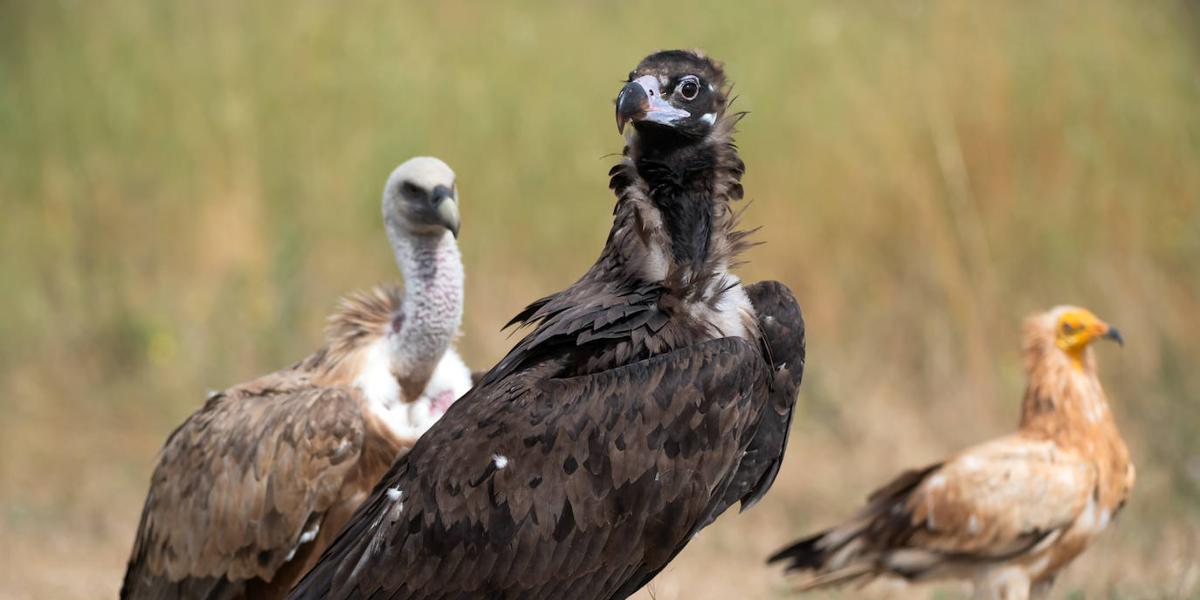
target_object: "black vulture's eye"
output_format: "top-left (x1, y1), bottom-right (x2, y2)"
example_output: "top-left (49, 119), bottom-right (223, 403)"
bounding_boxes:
top-left (677, 76), bottom-right (701, 101)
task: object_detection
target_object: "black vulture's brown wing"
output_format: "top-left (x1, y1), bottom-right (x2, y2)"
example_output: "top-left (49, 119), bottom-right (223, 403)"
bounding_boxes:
top-left (469, 370), bottom-right (488, 386)
top-left (289, 336), bottom-right (771, 600)
top-left (720, 280), bottom-right (806, 514)
top-left (121, 374), bottom-right (367, 599)
top-left (480, 276), bottom-right (668, 386)
top-left (611, 280), bottom-right (806, 597)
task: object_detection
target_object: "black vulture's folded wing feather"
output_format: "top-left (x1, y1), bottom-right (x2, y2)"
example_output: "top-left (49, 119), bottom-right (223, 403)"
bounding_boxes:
top-left (289, 336), bottom-right (770, 600)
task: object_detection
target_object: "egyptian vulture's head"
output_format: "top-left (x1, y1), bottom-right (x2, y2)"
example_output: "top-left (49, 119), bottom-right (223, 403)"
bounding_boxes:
top-left (615, 49), bottom-right (729, 141)
top-left (1050, 305), bottom-right (1123, 353)
top-left (383, 156), bottom-right (461, 239)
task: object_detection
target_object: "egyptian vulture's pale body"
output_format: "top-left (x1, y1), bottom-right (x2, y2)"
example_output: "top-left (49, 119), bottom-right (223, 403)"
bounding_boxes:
top-left (771, 306), bottom-right (1133, 600)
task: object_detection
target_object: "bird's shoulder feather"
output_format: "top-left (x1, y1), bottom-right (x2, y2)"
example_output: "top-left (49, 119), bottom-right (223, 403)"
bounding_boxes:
top-left (123, 371), bottom-right (369, 595)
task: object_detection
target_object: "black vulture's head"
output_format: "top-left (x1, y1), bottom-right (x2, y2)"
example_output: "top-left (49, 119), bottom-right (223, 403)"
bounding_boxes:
top-left (615, 50), bottom-right (729, 141)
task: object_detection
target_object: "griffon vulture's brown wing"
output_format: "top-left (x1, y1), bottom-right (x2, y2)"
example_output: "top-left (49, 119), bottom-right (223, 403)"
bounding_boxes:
top-left (122, 375), bottom-right (366, 599)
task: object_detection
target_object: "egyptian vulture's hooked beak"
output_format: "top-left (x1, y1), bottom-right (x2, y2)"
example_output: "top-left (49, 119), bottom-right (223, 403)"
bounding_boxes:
top-left (431, 185), bottom-right (460, 238)
top-left (1101, 325), bottom-right (1124, 347)
top-left (616, 75), bottom-right (691, 134)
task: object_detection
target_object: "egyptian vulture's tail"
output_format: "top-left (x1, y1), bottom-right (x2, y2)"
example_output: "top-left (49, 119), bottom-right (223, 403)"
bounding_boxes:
top-left (767, 519), bottom-right (879, 590)
top-left (767, 463), bottom-right (942, 591)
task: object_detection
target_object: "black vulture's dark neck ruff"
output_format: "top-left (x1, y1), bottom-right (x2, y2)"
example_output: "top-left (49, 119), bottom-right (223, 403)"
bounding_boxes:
top-left (493, 110), bottom-right (751, 384)
top-left (608, 120), bottom-right (747, 284)
top-left (637, 138), bottom-right (718, 272)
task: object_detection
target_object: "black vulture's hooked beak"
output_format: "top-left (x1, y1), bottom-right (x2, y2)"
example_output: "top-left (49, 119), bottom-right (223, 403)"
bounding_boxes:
top-left (616, 75), bottom-right (690, 134)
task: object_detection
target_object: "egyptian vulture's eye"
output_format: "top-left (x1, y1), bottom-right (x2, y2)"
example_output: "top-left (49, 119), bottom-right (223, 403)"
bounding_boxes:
top-left (1062, 322), bottom-right (1076, 334)
top-left (677, 76), bottom-right (701, 101)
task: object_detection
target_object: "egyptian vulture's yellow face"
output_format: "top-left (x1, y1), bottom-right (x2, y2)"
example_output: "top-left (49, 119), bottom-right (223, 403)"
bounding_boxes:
top-left (1054, 307), bottom-right (1123, 358)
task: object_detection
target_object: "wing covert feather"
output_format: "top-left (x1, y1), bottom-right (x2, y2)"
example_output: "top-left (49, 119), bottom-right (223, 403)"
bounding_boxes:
top-left (290, 336), bottom-right (772, 600)
top-left (123, 376), bottom-right (367, 596)
top-left (903, 436), bottom-right (1094, 557)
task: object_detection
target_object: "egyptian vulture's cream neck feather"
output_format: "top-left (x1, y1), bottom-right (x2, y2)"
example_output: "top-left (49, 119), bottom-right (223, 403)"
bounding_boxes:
top-left (1019, 308), bottom-right (1116, 437)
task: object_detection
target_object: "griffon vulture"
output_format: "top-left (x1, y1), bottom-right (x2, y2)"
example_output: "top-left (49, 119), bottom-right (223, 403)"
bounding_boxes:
top-left (121, 157), bottom-right (473, 599)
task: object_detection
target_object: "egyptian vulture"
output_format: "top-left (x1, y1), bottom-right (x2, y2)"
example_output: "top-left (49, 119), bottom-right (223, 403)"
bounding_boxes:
top-left (121, 157), bottom-right (473, 599)
top-left (288, 50), bottom-right (806, 600)
top-left (769, 306), bottom-right (1134, 600)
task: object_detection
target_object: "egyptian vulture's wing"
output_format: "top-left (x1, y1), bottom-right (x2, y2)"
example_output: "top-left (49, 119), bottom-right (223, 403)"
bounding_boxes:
top-left (121, 375), bottom-right (366, 599)
top-left (770, 435), bottom-right (1096, 582)
top-left (897, 436), bottom-right (1095, 559)
top-left (290, 336), bottom-right (771, 600)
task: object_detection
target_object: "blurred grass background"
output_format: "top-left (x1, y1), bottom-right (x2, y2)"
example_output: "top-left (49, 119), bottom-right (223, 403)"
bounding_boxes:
top-left (1, 1), bottom-right (1198, 598)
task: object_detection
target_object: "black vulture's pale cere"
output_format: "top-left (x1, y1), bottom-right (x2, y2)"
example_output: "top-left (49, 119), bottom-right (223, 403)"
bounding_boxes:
top-left (289, 50), bottom-right (806, 600)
